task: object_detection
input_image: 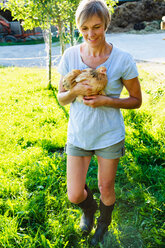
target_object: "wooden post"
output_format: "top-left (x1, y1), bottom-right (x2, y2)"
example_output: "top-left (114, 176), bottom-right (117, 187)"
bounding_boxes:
top-left (161, 16), bottom-right (165, 40)
top-left (161, 21), bottom-right (165, 30)
top-left (161, 16), bottom-right (165, 30)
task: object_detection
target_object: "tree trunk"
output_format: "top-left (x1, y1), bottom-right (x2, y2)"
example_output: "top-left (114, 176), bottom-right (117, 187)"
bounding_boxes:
top-left (48, 25), bottom-right (52, 89)
top-left (58, 21), bottom-right (65, 54)
top-left (43, 19), bottom-right (52, 89)
top-left (70, 21), bottom-right (74, 46)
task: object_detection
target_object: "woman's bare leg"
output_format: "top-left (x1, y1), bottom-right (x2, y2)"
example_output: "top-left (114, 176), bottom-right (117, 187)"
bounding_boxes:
top-left (91, 156), bottom-right (119, 246)
top-left (97, 156), bottom-right (119, 205)
top-left (67, 155), bottom-right (91, 204)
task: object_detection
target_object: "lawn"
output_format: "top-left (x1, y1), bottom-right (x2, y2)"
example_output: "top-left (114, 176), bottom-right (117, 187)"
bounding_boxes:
top-left (0, 64), bottom-right (164, 247)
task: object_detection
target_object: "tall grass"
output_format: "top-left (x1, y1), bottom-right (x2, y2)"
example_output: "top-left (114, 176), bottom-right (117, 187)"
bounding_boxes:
top-left (0, 65), bottom-right (164, 247)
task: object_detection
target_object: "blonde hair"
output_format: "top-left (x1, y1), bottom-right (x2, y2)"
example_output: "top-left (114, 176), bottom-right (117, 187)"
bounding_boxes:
top-left (76, 0), bottom-right (111, 31)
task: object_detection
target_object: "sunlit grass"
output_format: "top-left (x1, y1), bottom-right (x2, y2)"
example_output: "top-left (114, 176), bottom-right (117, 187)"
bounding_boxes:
top-left (0, 65), bottom-right (164, 247)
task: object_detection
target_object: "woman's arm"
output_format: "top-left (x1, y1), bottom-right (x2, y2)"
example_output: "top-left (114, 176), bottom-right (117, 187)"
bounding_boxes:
top-left (57, 76), bottom-right (77, 106)
top-left (57, 75), bottom-right (94, 106)
top-left (83, 77), bottom-right (142, 109)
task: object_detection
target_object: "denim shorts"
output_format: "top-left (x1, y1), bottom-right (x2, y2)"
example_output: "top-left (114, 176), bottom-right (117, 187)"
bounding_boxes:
top-left (65, 139), bottom-right (125, 159)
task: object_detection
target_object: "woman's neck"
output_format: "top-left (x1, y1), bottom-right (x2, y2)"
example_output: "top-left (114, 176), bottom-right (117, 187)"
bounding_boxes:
top-left (82, 41), bottom-right (111, 58)
top-left (80, 42), bottom-right (112, 68)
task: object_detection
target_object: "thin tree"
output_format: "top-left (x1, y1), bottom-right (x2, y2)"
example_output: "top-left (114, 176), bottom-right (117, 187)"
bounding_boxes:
top-left (1, 0), bottom-right (117, 88)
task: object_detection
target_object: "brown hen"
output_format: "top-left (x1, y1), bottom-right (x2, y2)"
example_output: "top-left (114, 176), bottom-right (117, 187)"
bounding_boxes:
top-left (62, 66), bottom-right (108, 102)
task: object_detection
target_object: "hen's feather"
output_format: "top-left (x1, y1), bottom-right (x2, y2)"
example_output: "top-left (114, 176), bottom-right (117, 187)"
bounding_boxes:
top-left (62, 66), bottom-right (108, 102)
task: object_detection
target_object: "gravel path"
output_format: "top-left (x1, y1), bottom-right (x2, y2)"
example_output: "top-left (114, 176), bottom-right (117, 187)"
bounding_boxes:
top-left (0, 32), bottom-right (165, 67)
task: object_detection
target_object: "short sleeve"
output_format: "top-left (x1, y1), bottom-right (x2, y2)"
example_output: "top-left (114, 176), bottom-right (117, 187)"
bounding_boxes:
top-left (122, 54), bottom-right (139, 80)
top-left (57, 50), bottom-right (69, 76)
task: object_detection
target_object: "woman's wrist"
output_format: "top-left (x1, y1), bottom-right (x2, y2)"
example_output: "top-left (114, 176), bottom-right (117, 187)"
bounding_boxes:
top-left (57, 89), bottom-right (77, 106)
top-left (104, 96), bottom-right (141, 109)
top-left (104, 96), bottom-right (113, 107)
top-left (70, 87), bottom-right (78, 99)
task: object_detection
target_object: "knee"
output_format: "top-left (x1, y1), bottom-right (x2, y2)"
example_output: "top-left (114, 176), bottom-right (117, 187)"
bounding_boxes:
top-left (98, 181), bottom-right (115, 196)
top-left (67, 190), bottom-right (84, 204)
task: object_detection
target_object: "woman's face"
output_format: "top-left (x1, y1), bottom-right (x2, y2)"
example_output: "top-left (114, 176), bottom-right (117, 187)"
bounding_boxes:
top-left (80, 14), bottom-right (105, 48)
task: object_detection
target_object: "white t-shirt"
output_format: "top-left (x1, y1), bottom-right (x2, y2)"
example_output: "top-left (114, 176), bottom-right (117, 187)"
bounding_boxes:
top-left (58, 44), bottom-right (139, 150)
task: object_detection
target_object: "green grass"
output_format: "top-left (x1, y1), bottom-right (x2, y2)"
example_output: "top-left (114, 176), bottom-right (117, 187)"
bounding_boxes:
top-left (0, 65), bottom-right (164, 247)
top-left (0, 37), bottom-right (60, 47)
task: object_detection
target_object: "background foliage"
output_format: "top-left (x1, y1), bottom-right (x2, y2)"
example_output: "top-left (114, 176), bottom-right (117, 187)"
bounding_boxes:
top-left (0, 0), bottom-right (118, 88)
top-left (0, 65), bottom-right (164, 247)
top-left (1, 0), bottom-right (117, 46)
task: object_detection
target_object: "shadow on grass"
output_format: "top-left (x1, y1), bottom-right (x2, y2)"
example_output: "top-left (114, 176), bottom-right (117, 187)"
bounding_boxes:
top-left (102, 226), bottom-right (143, 248)
top-left (39, 139), bottom-right (65, 154)
top-left (124, 110), bottom-right (164, 168)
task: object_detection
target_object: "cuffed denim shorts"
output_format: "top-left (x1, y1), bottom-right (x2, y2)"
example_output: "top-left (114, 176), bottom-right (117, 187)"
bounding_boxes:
top-left (65, 139), bottom-right (125, 159)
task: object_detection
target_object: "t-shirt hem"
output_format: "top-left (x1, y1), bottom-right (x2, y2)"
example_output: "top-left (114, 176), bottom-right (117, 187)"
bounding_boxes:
top-left (67, 136), bottom-right (125, 151)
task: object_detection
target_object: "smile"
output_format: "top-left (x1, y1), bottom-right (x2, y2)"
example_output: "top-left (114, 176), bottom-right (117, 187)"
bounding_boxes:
top-left (88, 38), bottom-right (98, 42)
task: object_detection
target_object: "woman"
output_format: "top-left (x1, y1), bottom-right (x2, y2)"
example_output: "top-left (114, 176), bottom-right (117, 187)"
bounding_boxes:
top-left (57, 0), bottom-right (142, 245)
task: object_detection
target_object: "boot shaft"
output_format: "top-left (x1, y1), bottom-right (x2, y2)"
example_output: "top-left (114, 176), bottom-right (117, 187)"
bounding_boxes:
top-left (77, 184), bottom-right (98, 235)
top-left (78, 184), bottom-right (97, 211)
top-left (98, 200), bottom-right (115, 226)
top-left (90, 200), bottom-right (115, 246)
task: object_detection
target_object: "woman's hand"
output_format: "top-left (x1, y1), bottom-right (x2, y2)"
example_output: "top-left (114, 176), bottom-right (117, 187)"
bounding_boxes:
top-left (83, 77), bottom-right (142, 109)
top-left (58, 75), bottom-right (95, 106)
top-left (83, 95), bottom-right (107, 108)
top-left (73, 81), bottom-right (94, 97)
